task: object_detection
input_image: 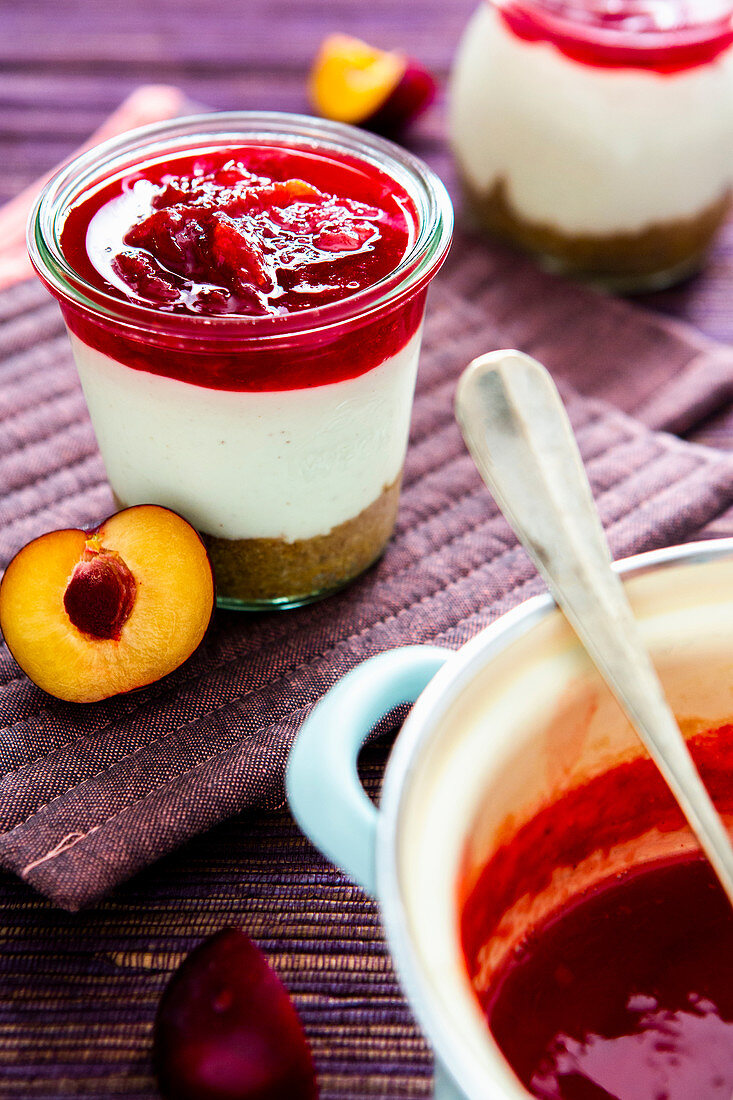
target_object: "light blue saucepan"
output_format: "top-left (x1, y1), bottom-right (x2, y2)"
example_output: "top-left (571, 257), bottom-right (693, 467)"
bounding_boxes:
top-left (287, 539), bottom-right (733, 1100)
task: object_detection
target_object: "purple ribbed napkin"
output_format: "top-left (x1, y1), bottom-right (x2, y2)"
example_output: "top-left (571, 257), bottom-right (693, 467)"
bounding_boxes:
top-left (1, 228), bottom-right (732, 910)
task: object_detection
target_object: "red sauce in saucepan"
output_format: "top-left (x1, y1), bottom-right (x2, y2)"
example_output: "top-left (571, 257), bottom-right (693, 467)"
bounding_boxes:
top-left (460, 723), bottom-right (733, 1099)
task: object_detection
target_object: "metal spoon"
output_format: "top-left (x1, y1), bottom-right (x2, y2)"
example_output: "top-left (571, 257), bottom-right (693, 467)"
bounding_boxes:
top-left (455, 349), bottom-right (733, 908)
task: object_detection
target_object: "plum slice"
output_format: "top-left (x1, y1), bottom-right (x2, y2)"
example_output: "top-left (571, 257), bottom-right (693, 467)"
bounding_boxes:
top-left (309, 34), bottom-right (436, 134)
top-left (154, 928), bottom-right (319, 1100)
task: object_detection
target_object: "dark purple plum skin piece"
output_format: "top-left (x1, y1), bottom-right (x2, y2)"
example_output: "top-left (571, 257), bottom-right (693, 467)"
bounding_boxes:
top-left (154, 927), bottom-right (318, 1100)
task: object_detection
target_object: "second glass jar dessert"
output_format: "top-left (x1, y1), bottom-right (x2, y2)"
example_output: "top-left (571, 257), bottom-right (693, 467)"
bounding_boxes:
top-left (29, 112), bottom-right (453, 609)
top-left (450, 0), bottom-right (733, 291)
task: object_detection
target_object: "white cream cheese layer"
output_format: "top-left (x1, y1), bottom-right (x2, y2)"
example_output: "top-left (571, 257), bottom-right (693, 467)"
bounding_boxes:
top-left (69, 329), bottom-right (422, 541)
top-left (450, 3), bottom-right (733, 235)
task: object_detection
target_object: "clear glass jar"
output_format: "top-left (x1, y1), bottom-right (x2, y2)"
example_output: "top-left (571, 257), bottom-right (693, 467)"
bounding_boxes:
top-left (449, 1), bottom-right (733, 291)
top-left (28, 112), bottom-right (453, 610)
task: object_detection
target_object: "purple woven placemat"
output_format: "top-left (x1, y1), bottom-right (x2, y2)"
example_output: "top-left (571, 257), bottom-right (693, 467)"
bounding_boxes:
top-left (1, 229), bottom-right (733, 913)
top-left (0, 746), bottom-right (433, 1100)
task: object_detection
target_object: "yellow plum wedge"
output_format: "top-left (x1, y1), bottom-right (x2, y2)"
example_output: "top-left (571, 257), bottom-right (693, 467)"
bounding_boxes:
top-left (0, 504), bottom-right (214, 702)
top-left (309, 34), bottom-right (436, 134)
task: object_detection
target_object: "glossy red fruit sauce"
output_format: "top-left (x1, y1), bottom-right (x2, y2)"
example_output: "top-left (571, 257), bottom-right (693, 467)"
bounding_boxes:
top-left (498, 1), bottom-right (733, 73)
top-left (58, 143), bottom-right (424, 391)
top-left (460, 723), bottom-right (733, 1100)
top-left (487, 855), bottom-right (733, 1099)
top-left (64, 146), bottom-right (413, 317)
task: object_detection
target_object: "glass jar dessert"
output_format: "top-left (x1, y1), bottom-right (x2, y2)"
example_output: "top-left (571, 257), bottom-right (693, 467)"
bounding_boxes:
top-left (449, 0), bottom-right (733, 291)
top-left (29, 112), bottom-right (452, 610)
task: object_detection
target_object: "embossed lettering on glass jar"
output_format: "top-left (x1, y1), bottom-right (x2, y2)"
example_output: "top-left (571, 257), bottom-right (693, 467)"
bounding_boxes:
top-left (29, 112), bottom-right (453, 609)
top-left (449, 0), bottom-right (733, 291)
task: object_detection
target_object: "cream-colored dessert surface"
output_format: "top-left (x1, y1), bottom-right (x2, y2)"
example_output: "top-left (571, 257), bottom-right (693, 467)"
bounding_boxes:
top-left (69, 329), bottom-right (421, 542)
top-left (450, 4), bottom-right (733, 235)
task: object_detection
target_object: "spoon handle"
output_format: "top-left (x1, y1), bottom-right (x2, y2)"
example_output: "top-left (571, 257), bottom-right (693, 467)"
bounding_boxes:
top-left (455, 349), bottom-right (733, 906)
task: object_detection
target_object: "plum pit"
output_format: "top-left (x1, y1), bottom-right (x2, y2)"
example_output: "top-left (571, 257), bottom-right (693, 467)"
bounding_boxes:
top-left (63, 542), bottom-right (137, 640)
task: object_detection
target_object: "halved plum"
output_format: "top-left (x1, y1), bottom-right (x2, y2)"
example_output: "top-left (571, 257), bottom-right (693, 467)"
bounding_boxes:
top-left (0, 504), bottom-right (214, 702)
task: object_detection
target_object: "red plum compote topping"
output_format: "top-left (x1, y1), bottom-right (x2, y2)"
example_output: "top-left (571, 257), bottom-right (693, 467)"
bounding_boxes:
top-left (499, 0), bottom-right (733, 72)
top-left (63, 145), bottom-right (414, 318)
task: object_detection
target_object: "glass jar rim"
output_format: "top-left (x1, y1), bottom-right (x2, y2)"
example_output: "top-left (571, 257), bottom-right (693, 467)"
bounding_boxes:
top-left (28, 110), bottom-right (453, 347)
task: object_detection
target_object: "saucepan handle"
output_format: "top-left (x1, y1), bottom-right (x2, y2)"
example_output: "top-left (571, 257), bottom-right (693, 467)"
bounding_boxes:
top-left (286, 645), bottom-right (450, 896)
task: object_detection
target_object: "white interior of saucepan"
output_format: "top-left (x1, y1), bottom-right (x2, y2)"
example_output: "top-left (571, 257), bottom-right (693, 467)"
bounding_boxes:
top-left (377, 545), bottom-right (733, 1100)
